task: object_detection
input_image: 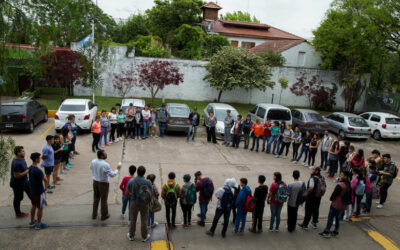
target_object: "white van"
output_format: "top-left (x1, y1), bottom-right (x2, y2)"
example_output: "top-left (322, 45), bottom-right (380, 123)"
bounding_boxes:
top-left (248, 104), bottom-right (292, 124)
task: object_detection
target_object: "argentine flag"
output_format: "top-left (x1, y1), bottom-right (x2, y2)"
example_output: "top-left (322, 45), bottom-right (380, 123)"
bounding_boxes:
top-left (79, 34), bottom-right (94, 47)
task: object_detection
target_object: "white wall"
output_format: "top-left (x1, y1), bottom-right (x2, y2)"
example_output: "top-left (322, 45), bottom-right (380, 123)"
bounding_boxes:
top-left (281, 42), bottom-right (322, 68)
top-left (224, 36), bottom-right (267, 48)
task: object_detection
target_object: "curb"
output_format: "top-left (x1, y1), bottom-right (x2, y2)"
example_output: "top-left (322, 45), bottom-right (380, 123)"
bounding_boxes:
top-left (149, 224), bottom-right (173, 250)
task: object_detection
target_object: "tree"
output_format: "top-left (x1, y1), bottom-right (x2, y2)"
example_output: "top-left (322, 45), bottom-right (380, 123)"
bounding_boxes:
top-left (112, 66), bottom-right (138, 98)
top-left (220, 11), bottom-right (260, 23)
top-left (259, 51), bottom-right (286, 67)
top-left (137, 60), bottom-right (184, 104)
top-left (203, 35), bottom-right (230, 59)
top-left (204, 46), bottom-right (274, 102)
top-left (134, 35), bottom-right (171, 58)
top-left (113, 14), bottom-right (149, 44)
top-left (278, 77), bottom-right (288, 104)
top-left (0, 136), bottom-right (15, 184)
top-left (290, 73), bottom-right (322, 108)
top-left (171, 24), bottom-right (208, 59)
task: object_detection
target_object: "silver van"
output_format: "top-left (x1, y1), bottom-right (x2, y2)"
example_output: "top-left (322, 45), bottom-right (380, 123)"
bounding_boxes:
top-left (248, 104), bottom-right (292, 124)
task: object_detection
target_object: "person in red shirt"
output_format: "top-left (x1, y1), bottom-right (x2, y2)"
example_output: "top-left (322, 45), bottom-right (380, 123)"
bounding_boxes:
top-left (250, 118), bottom-right (264, 152)
top-left (267, 172), bottom-right (287, 231)
top-left (262, 120), bottom-right (272, 152)
top-left (120, 165), bottom-right (136, 219)
top-left (194, 171), bottom-right (214, 226)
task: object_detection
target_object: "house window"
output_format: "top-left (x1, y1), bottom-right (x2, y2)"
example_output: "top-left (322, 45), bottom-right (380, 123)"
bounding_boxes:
top-left (241, 42), bottom-right (256, 49)
top-left (231, 41), bottom-right (239, 47)
top-left (297, 51), bottom-right (306, 66)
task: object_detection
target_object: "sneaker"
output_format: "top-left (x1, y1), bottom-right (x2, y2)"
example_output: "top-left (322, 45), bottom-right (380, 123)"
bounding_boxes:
top-left (56, 177), bottom-right (63, 181)
top-left (205, 230), bottom-right (214, 236)
top-left (376, 201), bottom-right (380, 204)
top-left (74, 151), bottom-right (80, 155)
top-left (311, 223), bottom-right (317, 229)
top-left (283, 156), bottom-right (287, 159)
top-left (274, 229), bottom-right (279, 232)
top-left (197, 221), bottom-right (205, 227)
top-left (109, 141), bottom-right (113, 144)
top-left (248, 228), bottom-right (256, 233)
top-left (29, 220), bottom-right (37, 227)
top-left (35, 223), bottom-right (48, 230)
top-left (121, 214), bottom-right (125, 218)
top-left (151, 222), bottom-right (159, 228)
top-left (302, 162), bottom-right (306, 166)
top-left (48, 185), bottom-right (56, 189)
top-left (105, 143), bottom-right (111, 146)
top-left (127, 233), bottom-right (134, 241)
top-left (16, 212), bottom-right (29, 218)
top-left (377, 204), bottom-right (383, 209)
top-left (298, 224), bottom-right (308, 230)
top-left (294, 161), bottom-right (298, 164)
top-left (275, 155), bottom-right (279, 158)
top-left (142, 234), bottom-right (150, 242)
top-left (343, 217), bottom-right (349, 222)
top-left (46, 190), bottom-right (53, 194)
top-left (54, 181), bottom-right (61, 185)
top-left (319, 231), bottom-right (331, 238)
top-left (269, 228), bottom-right (274, 232)
top-left (331, 231), bottom-right (339, 237)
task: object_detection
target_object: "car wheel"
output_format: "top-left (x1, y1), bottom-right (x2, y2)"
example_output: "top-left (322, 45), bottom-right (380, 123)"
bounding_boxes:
top-left (373, 130), bottom-right (381, 140)
top-left (28, 121), bottom-right (35, 133)
top-left (339, 130), bottom-right (345, 139)
top-left (43, 113), bottom-right (48, 122)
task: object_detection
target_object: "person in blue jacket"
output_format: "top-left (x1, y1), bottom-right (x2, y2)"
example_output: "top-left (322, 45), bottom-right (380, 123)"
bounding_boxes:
top-left (234, 178), bottom-right (251, 233)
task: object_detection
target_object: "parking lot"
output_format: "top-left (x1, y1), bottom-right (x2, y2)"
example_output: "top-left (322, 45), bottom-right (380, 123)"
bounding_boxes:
top-left (0, 119), bottom-right (399, 249)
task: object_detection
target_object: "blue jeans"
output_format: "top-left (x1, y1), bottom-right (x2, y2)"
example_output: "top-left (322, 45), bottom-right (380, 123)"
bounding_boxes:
top-left (275, 139), bottom-right (283, 155)
top-left (199, 200), bottom-right (209, 222)
top-left (296, 145), bottom-right (309, 162)
top-left (100, 127), bottom-right (108, 145)
top-left (364, 192), bottom-right (372, 212)
top-left (320, 151), bottom-right (329, 169)
top-left (122, 195), bottom-right (130, 219)
top-left (148, 210), bottom-right (154, 226)
top-left (270, 203), bottom-right (283, 230)
top-left (159, 122), bottom-right (166, 137)
top-left (235, 208), bottom-right (247, 232)
top-left (224, 126), bottom-right (232, 143)
top-left (187, 124), bottom-right (197, 140)
top-left (262, 136), bottom-right (270, 151)
top-left (135, 125), bottom-right (141, 138)
top-left (143, 120), bottom-right (149, 138)
top-left (267, 135), bottom-right (278, 153)
top-left (325, 205), bottom-right (343, 232)
top-left (251, 136), bottom-right (261, 150)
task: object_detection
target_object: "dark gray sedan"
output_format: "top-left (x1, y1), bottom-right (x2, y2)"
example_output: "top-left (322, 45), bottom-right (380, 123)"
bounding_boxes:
top-left (291, 109), bottom-right (330, 135)
top-left (165, 103), bottom-right (191, 133)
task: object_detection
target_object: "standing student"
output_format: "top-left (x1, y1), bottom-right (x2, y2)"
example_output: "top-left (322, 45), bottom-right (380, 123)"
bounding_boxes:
top-left (64, 115), bottom-right (79, 156)
top-left (287, 170), bottom-right (305, 232)
top-left (319, 171), bottom-right (352, 238)
top-left (116, 109), bottom-right (126, 141)
top-left (187, 107), bottom-right (200, 142)
top-left (28, 152), bottom-right (48, 230)
top-left (60, 127), bottom-right (71, 172)
top-left (134, 107), bottom-right (143, 140)
top-left (338, 141), bottom-right (350, 173)
top-left (262, 120), bottom-right (272, 152)
top-left (242, 115), bottom-right (253, 149)
top-left (294, 130), bottom-right (312, 166)
top-left (91, 116), bottom-right (101, 153)
top-left (161, 172), bottom-right (181, 228)
top-left (180, 174), bottom-right (196, 228)
top-left (206, 111), bottom-right (217, 144)
top-left (108, 107), bottom-right (118, 143)
top-left (90, 150), bottom-right (121, 221)
top-left (158, 105), bottom-right (169, 138)
top-left (291, 127), bottom-right (302, 161)
top-left (351, 149), bottom-right (365, 170)
top-left (206, 178), bottom-right (235, 237)
top-left (99, 110), bottom-right (110, 147)
top-left (125, 103), bottom-right (135, 139)
top-left (267, 172), bottom-right (287, 232)
top-left (377, 154), bottom-right (396, 209)
top-left (64, 124), bottom-right (74, 169)
top-left (328, 141), bottom-right (340, 178)
top-left (10, 146), bottom-right (30, 218)
top-left (308, 133), bottom-right (321, 167)
top-left (42, 135), bottom-right (55, 194)
top-left (147, 174), bottom-right (159, 228)
top-left (231, 115), bottom-right (243, 148)
top-left (150, 106), bottom-right (158, 138)
top-left (52, 135), bottom-right (63, 185)
top-left (234, 178), bottom-right (251, 233)
top-left (195, 171), bottom-right (214, 226)
top-left (249, 175), bottom-right (268, 233)
top-left (275, 122), bottom-right (286, 155)
top-left (320, 130), bottom-right (332, 170)
top-left (230, 179), bottom-right (240, 225)
top-left (142, 105), bottom-right (151, 139)
top-left (250, 118), bottom-right (264, 152)
top-left (364, 166), bottom-right (378, 213)
top-left (351, 168), bottom-right (370, 218)
top-left (267, 121), bottom-right (279, 154)
top-left (367, 150), bottom-right (383, 171)
top-left (126, 166), bottom-right (152, 242)
top-left (277, 124), bottom-right (293, 158)
top-left (120, 165), bottom-right (136, 219)
top-left (223, 110), bottom-right (234, 146)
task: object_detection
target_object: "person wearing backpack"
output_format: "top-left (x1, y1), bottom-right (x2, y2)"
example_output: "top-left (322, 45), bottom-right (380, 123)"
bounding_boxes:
top-left (234, 178), bottom-right (252, 233)
top-left (364, 166), bottom-right (378, 213)
top-left (126, 166), bottom-right (152, 242)
top-left (267, 172), bottom-right (287, 232)
top-left (161, 172), bottom-right (181, 228)
top-left (287, 170), bottom-right (305, 233)
top-left (377, 154), bottom-right (397, 209)
top-left (319, 171), bottom-right (352, 238)
top-left (351, 168), bottom-right (370, 218)
top-left (180, 174), bottom-right (196, 228)
top-left (230, 180), bottom-right (240, 225)
top-left (249, 175), bottom-right (268, 233)
top-left (147, 174), bottom-right (160, 228)
top-left (206, 178), bottom-right (236, 237)
top-left (298, 167), bottom-right (325, 230)
top-left (195, 171), bottom-right (214, 226)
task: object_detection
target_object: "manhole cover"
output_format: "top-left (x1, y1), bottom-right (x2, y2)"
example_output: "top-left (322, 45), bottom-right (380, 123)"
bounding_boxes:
top-left (235, 165), bottom-right (250, 171)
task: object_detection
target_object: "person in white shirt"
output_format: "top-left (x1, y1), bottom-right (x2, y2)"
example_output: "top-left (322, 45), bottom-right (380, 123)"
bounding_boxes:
top-left (141, 105), bottom-right (151, 139)
top-left (108, 107), bottom-right (118, 143)
top-left (90, 150), bottom-right (121, 221)
top-left (320, 130), bottom-right (332, 170)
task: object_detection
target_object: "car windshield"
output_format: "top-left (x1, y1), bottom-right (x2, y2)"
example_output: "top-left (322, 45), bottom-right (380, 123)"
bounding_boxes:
top-left (348, 117), bottom-right (368, 127)
top-left (386, 118), bottom-right (400, 124)
top-left (215, 109), bottom-right (238, 121)
top-left (267, 109), bottom-right (291, 121)
top-left (168, 107), bottom-right (190, 116)
top-left (1, 105), bottom-right (25, 114)
top-left (60, 104), bottom-right (85, 112)
top-left (304, 112), bottom-right (324, 122)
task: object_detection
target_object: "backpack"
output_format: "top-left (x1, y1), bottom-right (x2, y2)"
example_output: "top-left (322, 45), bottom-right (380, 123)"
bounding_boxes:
top-left (274, 183), bottom-right (288, 203)
top-left (185, 183), bottom-right (197, 205)
top-left (165, 183), bottom-right (178, 206)
top-left (201, 178), bottom-right (214, 201)
top-left (394, 165), bottom-right (399, 178)
top-left (314, 176), bottom-right (327, 198)
top-left (296, 182), bottom-right (307, 206)
top-left (137, 183), bottom-right (152, 203)
top-left (243, 190), bottom-right (256, 212)
top-left (220, 187), bottom-right (234, 210)
top-left (355, 179), bottom-right (365, 196)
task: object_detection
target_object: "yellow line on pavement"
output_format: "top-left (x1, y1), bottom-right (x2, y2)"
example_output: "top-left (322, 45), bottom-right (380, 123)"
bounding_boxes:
top-left (366, 230), bottom-right (399, 250)
top-left (397, 177), bottom-right (400, 181)
top-left (38, 123), bottom-right (55, 139)
top-left (150, 240), bottom-right (170, 250)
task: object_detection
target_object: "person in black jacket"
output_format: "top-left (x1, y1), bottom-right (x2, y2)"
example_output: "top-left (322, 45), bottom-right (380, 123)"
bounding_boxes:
top-left (187, 107), bottom-right (200, 142)
top-left (242, 115), bottom-right (253, 149)
top-left (338, 141), bottom-right (350, 173)
top-left (134, 107), bottom-right (143, 139)
top-left (231, 115), bottom-right (243, 148)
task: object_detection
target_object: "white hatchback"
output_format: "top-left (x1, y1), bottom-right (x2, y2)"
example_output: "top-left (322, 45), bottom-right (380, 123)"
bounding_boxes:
top-left (360, 112), bottom-right (400, 140)
top-left (55, 99), bottom-right (97, 132)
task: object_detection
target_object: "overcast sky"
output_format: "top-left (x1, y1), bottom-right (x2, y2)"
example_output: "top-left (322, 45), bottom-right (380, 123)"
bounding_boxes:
top-left (94, 0), bottom-right (333, 39)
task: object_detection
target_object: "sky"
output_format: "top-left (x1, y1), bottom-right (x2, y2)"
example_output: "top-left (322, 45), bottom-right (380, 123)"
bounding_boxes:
top-left (94, 0), bottom-right (333, 39)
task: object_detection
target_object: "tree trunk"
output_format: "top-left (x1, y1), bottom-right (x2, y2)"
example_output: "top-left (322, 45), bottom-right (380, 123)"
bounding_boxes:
top-left (217, 90), bottom-right (223, 103)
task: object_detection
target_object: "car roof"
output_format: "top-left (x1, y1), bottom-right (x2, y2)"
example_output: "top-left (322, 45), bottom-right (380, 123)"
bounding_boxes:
top-left (293, 108), bottom-right (319, 114)
top-left (61, 99), bottom-right (90, 105)
top-left (209, 103), bottom-right (236, 110)
top-left (121, 99), bottom-right (145, 107)
top-left (2, 99), bottom-right (30, 105)
top-left (333, 112), bottom-right (359, 117)
top-left (361, 112), bottom-right (400, 118)
top-left (166, 103), bottom-right (189, 108)
top-left (256, 103), bottom-right (290, 109)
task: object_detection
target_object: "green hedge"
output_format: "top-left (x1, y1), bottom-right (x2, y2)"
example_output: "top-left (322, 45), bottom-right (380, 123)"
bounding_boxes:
top-left (36, 87), bottom-right (67, 96)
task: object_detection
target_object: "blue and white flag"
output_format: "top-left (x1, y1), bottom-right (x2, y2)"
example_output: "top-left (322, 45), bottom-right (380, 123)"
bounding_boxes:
top-left (79, 34), bottom-right (93, 47)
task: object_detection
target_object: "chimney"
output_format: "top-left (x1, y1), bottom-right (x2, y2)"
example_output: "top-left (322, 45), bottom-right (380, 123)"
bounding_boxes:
top-left (201, 2), bottom-right (222, 21)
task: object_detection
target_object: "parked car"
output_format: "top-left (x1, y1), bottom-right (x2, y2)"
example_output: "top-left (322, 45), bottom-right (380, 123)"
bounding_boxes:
top-left (203, 103), bottom-right (238, 138)
top-left (248, 104), bottom-right (292, 125)
top-left (360, 112), bottom-right (400, 140)
top-left (165, 103), bottom-right (191, 133)
top-left (1, 99), bottom-right (48, 133)
top-left (324, 112), bottom-right (371, 139)
top-left (55, 99), bottom-right (97, 132)
top-left (291, 109), bottom-right (329, 134)
top-left (117, 99), bottom-right (146, 113)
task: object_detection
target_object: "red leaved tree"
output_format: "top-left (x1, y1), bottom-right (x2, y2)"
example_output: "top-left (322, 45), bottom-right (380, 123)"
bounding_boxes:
top-left (290, 73), bottom-right (323, 107)
top-left (40, 50), bottom-right (88, 96)
top-left (137, 60), bottom-right (184, 104)
top-left (112, 66), bottom-right (138, 98)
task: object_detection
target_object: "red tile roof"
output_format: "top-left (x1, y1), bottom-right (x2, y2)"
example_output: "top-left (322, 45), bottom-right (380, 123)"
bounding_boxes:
top-left (201, 2), bottom-right (222, 10)
top-left (6, 43), bottom-right (71, 51)
top-left (249, 39), bottom-right (306, 54)
top-left (219, 20), bottom-right (269, 30)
